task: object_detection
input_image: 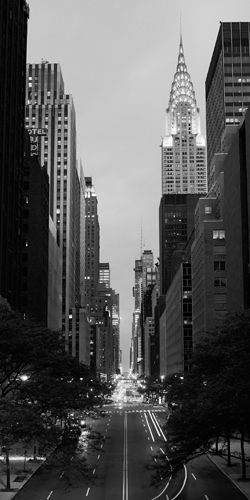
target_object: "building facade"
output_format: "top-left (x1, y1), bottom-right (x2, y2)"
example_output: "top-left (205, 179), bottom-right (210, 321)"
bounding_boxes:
top-left (26, 63), bottom-right (88, 358)
top-left (160, 263), bottom-right (193, 376)
top-left (224, 108), bottom-right (250, 312)
top-left (159, 193), bottom-right (200, 295)
top-left (191, 198), bottom-right (227, 344)
top-left (85, 177), bottom-right (100, 315)
top-left (20, 134), bottom-right (50, 325)
top-left (206, 22), bottom-right (250, 191)
top-left (0, 1), bottom-right (29, 308)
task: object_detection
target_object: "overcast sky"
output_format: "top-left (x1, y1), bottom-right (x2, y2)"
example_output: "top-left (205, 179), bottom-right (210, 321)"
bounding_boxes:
top-left (27, 0), bottom-right (250, 372)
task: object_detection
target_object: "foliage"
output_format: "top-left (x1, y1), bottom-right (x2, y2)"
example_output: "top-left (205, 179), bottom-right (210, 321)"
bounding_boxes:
top-left (0, 308), bottom-right (111, 487)
top-left (149, 310), bottom-right (250, 485)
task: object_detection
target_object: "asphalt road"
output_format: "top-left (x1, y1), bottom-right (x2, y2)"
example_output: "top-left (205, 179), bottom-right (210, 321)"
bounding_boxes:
top-left (14, 403), bottom-right (247, 500)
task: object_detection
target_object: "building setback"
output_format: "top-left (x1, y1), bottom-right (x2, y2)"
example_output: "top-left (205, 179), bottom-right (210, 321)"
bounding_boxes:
top-left (0, 1), bottom-right (29, 308)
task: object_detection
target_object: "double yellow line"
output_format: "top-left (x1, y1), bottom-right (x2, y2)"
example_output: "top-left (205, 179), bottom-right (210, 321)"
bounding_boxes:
top-left (122, 412), bottom-right (128, 500)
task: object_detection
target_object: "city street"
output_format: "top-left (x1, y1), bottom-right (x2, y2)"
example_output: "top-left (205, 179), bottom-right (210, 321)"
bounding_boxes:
top-left (12, 401), bottom-right (248, 500)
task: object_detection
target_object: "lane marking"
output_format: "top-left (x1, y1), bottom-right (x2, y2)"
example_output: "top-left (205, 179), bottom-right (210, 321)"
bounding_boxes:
top-left (47, 492), bottom-right (53, 500)
top-left (150, 446), bottom-right (153, 451)
top-left (60, 471), bottom-right (65, 478)
top-left (192, 473), bottom-right (197, 480)
top-left (122, 412), bottom-right (128, 500)
top-left (205, 496), bottom-right (209, 500)
top-left (86, 487), bottom-right (90, 496)
top-left (149, 411), bottom-right (167, 442)
top-left (144, 413), bottom-right (155, 442)
top-left (148, 411), bottom-right (161, 437)
top-left (170, 464), bottom-right (187, 500)
top-left (93, 469), bottom-right (96, 475)
top-left (97, 455), bottom-right (100, 459)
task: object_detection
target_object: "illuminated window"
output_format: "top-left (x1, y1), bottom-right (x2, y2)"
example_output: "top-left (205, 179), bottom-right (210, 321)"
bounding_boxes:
top-left (213, 230), bottom-right (225, 239)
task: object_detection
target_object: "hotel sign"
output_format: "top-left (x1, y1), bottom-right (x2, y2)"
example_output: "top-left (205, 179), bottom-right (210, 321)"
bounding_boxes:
top-left (26, 128), bottom-right (48, 156)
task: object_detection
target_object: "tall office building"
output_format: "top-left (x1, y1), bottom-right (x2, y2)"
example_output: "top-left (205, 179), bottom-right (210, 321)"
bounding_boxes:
top-left (132, 259), bottom-right (142, 373)
top-left (111, 290), bottom-right (120, 374)
top-left (0, 1), bottom-right (29, 308)
top-left (159, 194), bottom-right (200, 295)
top-left (85, 177), bottom-right (100, 314)
top-left (161, 36), bottom-right (207, 196)
top-left (25, 63), bottom-right (83, 345)
top-left (206, 22), bottom-right (250, 191)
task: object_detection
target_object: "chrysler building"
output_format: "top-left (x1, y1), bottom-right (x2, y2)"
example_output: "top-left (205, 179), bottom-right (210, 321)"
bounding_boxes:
top-left (161, 37), bottom-right (207, 195)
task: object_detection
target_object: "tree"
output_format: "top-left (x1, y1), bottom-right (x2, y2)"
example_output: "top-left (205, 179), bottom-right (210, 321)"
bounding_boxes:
top-left (0, 308), bottom-right (66, 397)
top-left (0, 308), bottom-right (110, 486)
top-left (148, 310), bottom-right (250, 485)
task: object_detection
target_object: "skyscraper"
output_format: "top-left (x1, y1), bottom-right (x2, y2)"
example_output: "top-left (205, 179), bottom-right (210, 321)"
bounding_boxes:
top-left (132, 259), bottom-right (142, 373)
top-left (206, 22), bottom-right (250, 191)
top-left (0, 1), bottom-right (29, 308)
top-left (84, 177), bottom-right (100, 314)
top-left (25, 62), bottom-right (84, 348)
top-left (161, 37), bottom-right (207, 196)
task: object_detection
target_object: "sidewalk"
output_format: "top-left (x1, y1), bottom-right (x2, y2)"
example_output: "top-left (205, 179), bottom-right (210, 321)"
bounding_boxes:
top-left (0, 445), bottom-right (45, 500)
top-left (208, 439), bottom-right (250, 500)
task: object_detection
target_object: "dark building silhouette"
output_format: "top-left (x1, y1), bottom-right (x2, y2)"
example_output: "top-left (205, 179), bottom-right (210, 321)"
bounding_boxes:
top-left (159, 193), bottom-right (200, 295)
top-left (224, 107), bottom-right (250, 311)
top-left (0, 1), bottom-right (29, 308)
top-left (206, 22), bottom-right (250, 191)
top-left (20, 133), bottom-right (49, 324)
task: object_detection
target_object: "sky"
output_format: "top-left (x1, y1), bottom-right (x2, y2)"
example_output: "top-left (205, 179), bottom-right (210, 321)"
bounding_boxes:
top-left (27, 0), bottom-right (250, 372)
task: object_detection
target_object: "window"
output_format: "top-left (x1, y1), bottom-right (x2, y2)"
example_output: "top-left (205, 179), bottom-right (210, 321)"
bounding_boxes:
top-left (213, 230), bottom-right (225, 239)
top-left (205, 205), bottom-right (212, 214)
top-left (214, 261), bottom-right (226, 271)
top-left (214, 278), bottom-right (227, 287)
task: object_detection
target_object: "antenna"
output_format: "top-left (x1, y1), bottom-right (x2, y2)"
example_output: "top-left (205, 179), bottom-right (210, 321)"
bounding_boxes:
top-left (140, 217), bottom-right (143, 257)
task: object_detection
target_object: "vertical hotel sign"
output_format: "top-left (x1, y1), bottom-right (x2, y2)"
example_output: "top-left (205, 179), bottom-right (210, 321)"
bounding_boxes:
top-left (27, 128), bottom-right (48, 156)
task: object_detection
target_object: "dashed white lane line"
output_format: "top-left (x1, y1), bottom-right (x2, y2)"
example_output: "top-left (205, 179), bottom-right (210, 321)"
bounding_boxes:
top-left (97, 454), bottom-right (100, 459)
top-left (47, 492), bottom-right (53, 500)
top-left (205, 496), bottom-right (209, 500)
top-left (93, 468), bottom-right (96, 475)
top-left (192, 473), bottom-right (197, 480)
top-left (86, 487), bottom-right (90, 496)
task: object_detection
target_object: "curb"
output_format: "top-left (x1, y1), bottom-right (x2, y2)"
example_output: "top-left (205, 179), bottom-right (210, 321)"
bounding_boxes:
top-left (207, 453), bottom-right (250, 500)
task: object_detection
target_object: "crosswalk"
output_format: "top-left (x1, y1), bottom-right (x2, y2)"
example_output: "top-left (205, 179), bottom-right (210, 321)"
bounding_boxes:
top-left (106, 409), bottom-right (166, 413)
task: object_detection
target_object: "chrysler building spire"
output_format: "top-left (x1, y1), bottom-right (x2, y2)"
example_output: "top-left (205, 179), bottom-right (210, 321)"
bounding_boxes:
top-left (161, 36), bottom-right (207, 195)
